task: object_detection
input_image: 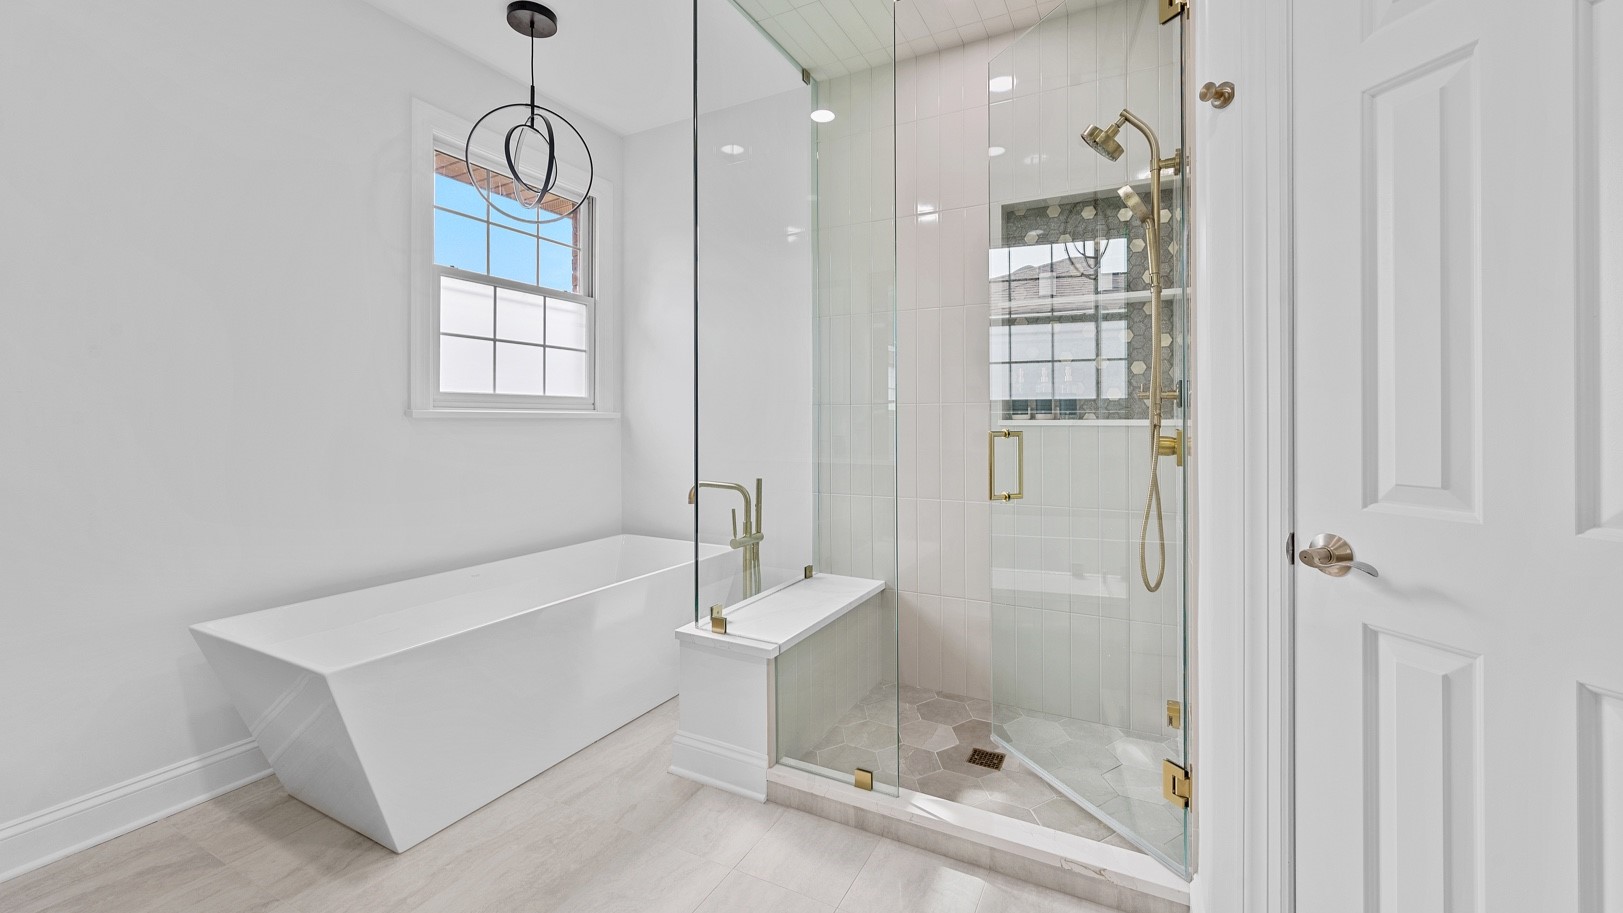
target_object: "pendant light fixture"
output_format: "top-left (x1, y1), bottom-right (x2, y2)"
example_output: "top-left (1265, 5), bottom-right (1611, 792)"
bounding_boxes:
top-left (463, 1), bottom-right (593, 226)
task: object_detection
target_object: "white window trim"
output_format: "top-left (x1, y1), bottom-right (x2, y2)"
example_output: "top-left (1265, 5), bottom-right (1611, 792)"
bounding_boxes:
top-left (409, 99), bottom-right (619, 418)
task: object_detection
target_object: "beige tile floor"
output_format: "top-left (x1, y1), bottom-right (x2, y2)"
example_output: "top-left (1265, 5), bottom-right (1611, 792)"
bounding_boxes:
top-left (0, 699), bottom-right (1126, 913)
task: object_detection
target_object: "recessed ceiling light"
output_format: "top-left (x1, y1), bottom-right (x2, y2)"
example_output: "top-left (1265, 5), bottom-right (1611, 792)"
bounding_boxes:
top-left (810, 109), bottom-right (836, 123)
top-left (720, 144), bottom-right (745, 155)
top-left (988, 146), bottom-right (1006, 157)
top-left (989, 75), bottom-right (1015, 93)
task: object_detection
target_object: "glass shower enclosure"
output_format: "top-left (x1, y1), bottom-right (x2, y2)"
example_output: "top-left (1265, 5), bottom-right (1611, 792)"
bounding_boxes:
top-left (691, 0), bottom-right (902, 795)
top-left (986, 0), bottom-right (1191, 871)
top-left (689, 0), bottom-right (1191, 878)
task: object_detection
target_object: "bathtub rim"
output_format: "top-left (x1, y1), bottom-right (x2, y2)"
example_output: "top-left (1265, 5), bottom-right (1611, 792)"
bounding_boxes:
top-left (191, 534), bottom-right (731, 676)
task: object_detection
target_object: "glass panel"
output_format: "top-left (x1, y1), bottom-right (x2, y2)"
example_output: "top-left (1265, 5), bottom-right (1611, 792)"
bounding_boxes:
top-left (538, 240), bottom-right (574, 292)
top-left (987, 0), bottom-right (1190, 875)
top-left (496, 287), bottom-right (546, 344)
top-left (544, 346), bottom-right (586, 398)
top-left (495, 342), bottom-right (545, 395)
top-left (433, 173), bottom-right (485, 217)
top-left (438, 334), bottom-right (492, 393)
top-left (433, 209), bottom-right (486, 272)
top-left (489, 226), bottom-right (538, 285)
top-left (545, 298), bottom-right (587, 349)
top-left (697, 0), bottom-right (899, 795)
top-left (538, 209), bottom-right (575, 245)
top-left (440, 276), bottom-right (493, 337)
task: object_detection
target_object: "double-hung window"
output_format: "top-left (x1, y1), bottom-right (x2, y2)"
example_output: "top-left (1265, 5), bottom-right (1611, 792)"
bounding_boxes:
top-left (426, 148), bottom-right (596, 410)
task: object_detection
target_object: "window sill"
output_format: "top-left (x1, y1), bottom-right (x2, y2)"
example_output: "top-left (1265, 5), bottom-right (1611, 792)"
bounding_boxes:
top-left (408, 408), bottom-right (621, 420)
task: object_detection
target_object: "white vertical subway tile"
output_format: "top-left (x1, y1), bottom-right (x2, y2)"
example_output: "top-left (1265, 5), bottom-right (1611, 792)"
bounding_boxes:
top-left (1098, 617), bottom-right (1130, 728)
top-left (963, 500), bottom-right (991, 601)
top-left (915, 593), bottom-right (943, 691)
top-left (898, 497), bottom-right (918, 592)
top-left (1096, 0), bottom-right (1126, 77)
top-left (898, 590), bottom-right (920, 687)
top-left (990, 601), bottom-right (1017, 703)
top-left (897, 404), bottom-right (917, 498)
top-left (939, 498), bottom-right (966, 598)
top-left (939, 108), bottom-right (967, 212)
top-left (1069, 613), bottom-right (1101, 721)
top-left (895, 56), bottom-right (918, 124)
top-left (896, 121), bottom-right (919, 223)
top-left (1015, 605), bottom-right (1043, 710)
top-left (939, 305), bottom-right (967, 403)
top-left (914, 403), bottom-right (941, 499)
top-left (939, 596), bottom-right (968, 696)
top-left (938, 209), bottom-right (966, 309)
top-left (939, 392), bottom-right (967, 505)
top-left (965, 599), bottom-right (992, 700)
top-left (916, 51), bottom-right (943, 119)
top-left (1041, 609), bottom-right (1071, 717)
top-left (915, 496), bottom-right (942, 595)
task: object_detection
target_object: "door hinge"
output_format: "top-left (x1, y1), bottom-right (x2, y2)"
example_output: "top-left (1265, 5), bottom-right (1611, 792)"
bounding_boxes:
top-left (1160, 0), bottom-right (1187, 24)
top-left (1162, 759), bottom-right (1192, 808)
top-left (1166, 699), bottom-right (1182, 730)
top-left (1286, 532), bottom-right (1296, 564)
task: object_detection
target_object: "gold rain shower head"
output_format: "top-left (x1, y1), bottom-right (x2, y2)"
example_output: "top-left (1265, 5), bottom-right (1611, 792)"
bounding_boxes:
top-left (1081, 118), bottom-right (1126, 161)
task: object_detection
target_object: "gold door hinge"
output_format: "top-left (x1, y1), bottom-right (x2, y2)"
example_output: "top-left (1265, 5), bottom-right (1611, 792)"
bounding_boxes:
top-left (1160, 0), bottom-right (1187, 23)
top-left (1162, 759), bottom-right (1192, 808)
top-left (854, 768), bottom-right (874, 791)
top-left (1166, 700), bottom-right (1182, 730)
top-left (709, 604), bottom-right (727, 635)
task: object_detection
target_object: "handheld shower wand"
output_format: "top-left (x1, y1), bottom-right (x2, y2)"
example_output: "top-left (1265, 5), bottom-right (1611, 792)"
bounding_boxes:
top-left (1081, 109), bottom-right (1181, 593)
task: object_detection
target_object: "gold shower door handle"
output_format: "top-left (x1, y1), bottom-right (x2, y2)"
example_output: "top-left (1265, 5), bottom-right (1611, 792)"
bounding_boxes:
top-left (1298, 533), bottom-right (1379, 578)
top-left (988, 429), bottom-right (1025, 502)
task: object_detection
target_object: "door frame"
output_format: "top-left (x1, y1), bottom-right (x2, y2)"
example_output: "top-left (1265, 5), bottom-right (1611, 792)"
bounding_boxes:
top-left (1188, 0), bottom-right (1296, 910)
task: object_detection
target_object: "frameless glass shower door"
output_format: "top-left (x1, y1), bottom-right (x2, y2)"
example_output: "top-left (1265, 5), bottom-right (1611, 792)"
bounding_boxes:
top-left (985, 0), bottom-right (1191, 873)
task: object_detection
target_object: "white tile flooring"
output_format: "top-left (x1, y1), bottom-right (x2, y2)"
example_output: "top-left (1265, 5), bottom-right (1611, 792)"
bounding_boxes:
top-left (0, 699), bottom-right (1126, 913)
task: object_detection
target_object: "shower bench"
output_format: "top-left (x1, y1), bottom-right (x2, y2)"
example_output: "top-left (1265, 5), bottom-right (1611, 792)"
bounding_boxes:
top-left (670, 572), bottom-right (884, 801)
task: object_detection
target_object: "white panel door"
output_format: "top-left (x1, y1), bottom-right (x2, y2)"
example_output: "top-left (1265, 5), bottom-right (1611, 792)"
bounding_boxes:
top-left (1292, 0), bottom-right (1623, 910)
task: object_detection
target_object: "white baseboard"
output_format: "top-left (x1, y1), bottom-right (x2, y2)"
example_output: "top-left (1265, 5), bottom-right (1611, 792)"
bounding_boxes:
top-left (670, 730), bottom-right (767, 802)
top-left (0, 739), bottom-right (271, 883)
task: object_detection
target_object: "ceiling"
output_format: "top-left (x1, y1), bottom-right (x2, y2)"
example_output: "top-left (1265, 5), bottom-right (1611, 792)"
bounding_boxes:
top-left (740, 0), bottom-right (1066, 81)
top-left (359, 0), bottom-right (1067, 135)
top-left (360, 0), bottom-right (805, 136)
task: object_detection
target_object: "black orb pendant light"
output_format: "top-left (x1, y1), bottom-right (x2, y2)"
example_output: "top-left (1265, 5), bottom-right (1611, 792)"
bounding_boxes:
top-left (464, 1), bottom-right (593, 226)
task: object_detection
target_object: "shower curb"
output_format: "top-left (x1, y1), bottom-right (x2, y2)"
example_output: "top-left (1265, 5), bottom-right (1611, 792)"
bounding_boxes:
top-left (765, 766), bottom-right (1190, 913)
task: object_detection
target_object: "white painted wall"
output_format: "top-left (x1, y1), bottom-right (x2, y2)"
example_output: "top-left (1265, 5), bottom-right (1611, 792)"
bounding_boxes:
top-left (0, 0), bottom-right (626, 870)
top-left (621, 118), bottom-right (697, 543)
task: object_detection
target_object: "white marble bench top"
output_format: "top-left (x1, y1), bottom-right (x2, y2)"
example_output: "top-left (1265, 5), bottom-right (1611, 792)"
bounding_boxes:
top-left (673, 573), bottom-right (885, 659)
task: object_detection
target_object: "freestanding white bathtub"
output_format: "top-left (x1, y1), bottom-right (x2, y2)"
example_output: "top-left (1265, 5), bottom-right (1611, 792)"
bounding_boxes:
top-left (191, 534), bottom-right (732, 852)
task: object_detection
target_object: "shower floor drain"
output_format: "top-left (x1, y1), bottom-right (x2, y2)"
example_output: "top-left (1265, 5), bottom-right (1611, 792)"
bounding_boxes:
top-left (966, 748), bottom-right (1006, 771)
